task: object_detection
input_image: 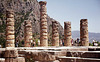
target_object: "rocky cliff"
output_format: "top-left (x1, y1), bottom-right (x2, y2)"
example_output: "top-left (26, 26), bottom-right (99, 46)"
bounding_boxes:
top-left (0, 0), bottom-right (63, 43)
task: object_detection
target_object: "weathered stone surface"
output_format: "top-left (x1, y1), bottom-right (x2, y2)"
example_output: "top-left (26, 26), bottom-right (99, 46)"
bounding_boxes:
top-left (4, 47), bottom-right (18, 58)
top-left (4, 47), bottom-right (20, 62)
top-left (39, 1), bottom-right (48, 46)
top-left (66, 51), bottom-right (100, 59)
top-left (80, 19), bottom-right (89, 46)
top-left (6, 18), bottom-right (14, 22)
top-left (31, 52), bottom-right (56, 61)
top-left (5, 57), bottom-right (25, 62)
top-left (17, 57), bottom-right (25, 62)
top-left (3, 47), bottom-right (100, 62)
top-left (5, 44), bottom-right (15, 47)
top-left (58, 56), bottom-right (100, 62)
top-left (6, 10), bottom-right (15, 47)
top-left (6, 40), bottom-right (15, 44)
top-left (48, 51), bottom-right (67, 56)
top-left (6, 35), bottom-right (15, 40)
top-left (52, 21), bottom-right (59, 46)
top-left (64, 22), bottom-right (72, 46)
top-left (24, 20), bottom-right (33, 47)
top-left (6, 31), bottom-right (15, 35)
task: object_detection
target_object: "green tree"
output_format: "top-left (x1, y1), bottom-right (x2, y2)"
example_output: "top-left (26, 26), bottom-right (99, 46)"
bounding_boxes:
top-left (0, 35), bottom-right (6, 48)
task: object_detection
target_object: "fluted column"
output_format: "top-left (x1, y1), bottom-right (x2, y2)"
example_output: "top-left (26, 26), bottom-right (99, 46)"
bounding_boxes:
top-left (39, 1), bottom-right (48, 46)
top-left (52, 21), bottom-right (59, 46)
top-left (24, 20), bottom-right (33, 47)
top-left (64, 22), bottom-right (72, 46)
top-left (6, 10), bottom-right (15, 47)
top-left (80, 19), bottom-right (89, 46)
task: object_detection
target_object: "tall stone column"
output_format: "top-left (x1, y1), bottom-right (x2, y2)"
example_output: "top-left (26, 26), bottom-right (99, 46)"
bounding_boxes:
top-left (6, 10), bottom-right (15, 47)
top-left (80, 19), bottom-right (89, 46)
top-left (52, 21), bottom-right (59, 46)
top-left (39, 1), bottom-right (48, 46)
top-left (64, 22), bottom-right (72, 46)
top-left (24, 20), bottom-right (33, 47)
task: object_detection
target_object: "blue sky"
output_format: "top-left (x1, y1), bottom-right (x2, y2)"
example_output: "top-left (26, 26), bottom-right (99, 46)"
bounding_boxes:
top-left (38, 0), bottom-right (100, 33)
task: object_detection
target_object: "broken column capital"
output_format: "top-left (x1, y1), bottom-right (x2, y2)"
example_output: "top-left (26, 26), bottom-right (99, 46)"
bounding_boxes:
top-left (39, 1), bottom-right (47, 5)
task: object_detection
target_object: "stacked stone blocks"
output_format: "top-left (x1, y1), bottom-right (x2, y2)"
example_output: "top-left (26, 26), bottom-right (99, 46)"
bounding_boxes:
top-left (80, 19), bottom-right (89, 46)
top-left (64, 22), bottom-right (72, 46)
top-left (39, 1), bottom-right (48, 46)
top-left (52, 21), bottom-right (59, 46)
top-left (6, 10), bottom-right (15, 47)
top-left (24, 20), bottom-right (33, 47)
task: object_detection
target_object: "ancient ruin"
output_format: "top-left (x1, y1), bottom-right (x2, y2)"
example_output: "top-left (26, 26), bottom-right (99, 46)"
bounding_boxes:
top-left (39, 1), bottom-right (48, 46)
top-left (0, 1), bottom-right (100, 62)
top-left (52, 21), bottom-right (59, 46)
top-left (24, 20), bottom-right (33, 47)
top-left (80, 19), bottom-right (89, 46)
top-left (64, 22), bottom-right (72, 46)
top-left (6, 10), bottom-right (15, 47)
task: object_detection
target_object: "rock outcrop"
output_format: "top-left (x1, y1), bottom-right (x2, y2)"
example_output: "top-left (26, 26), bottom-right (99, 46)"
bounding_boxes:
top-left (0, 0), bottom-right (63, 45)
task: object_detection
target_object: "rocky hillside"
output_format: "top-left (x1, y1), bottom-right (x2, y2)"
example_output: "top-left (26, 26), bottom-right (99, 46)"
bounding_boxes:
top-left (0, 0), bottom-right (63, 42)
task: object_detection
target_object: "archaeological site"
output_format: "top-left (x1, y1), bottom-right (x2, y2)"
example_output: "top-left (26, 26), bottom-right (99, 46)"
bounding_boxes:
top-left (0, 0), bottom-right (100, 62)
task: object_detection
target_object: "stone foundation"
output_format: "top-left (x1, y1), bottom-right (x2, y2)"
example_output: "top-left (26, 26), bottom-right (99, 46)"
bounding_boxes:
top-left (1, 47), bottom-right (100, 62)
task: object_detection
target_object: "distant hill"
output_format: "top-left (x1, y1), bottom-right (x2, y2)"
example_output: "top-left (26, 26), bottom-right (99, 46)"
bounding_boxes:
top-left (72, 31), bottom-right (100, 43)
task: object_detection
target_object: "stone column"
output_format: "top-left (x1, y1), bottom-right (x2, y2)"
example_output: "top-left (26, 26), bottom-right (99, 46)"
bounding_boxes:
top-left (52, 21), bottom-right (59, 46)
top-left (6, 10), bottom-right (15, 47)
top-left (64, 22), bottom-right (72, 46)
top-left (39, 1), bottom-right (48, 46)
top-left (80, 19), bottom-right (89, 46)
top-left (24, 20), bottom-right (33, 47)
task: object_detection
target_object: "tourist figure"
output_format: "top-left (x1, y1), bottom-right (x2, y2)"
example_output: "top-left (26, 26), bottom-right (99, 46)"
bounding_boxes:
top-left (93, 40), bottom-right (95, 46)
top-left (71, 39), bottom-right (74, 46)
top-left (16, 41), bottom-right (19, 47)
top-left (38, 40), bottom-right (40, 46)
top-left (62, 39), bottom-right (64, 46)
top-left (93, 40), bottom-right (98, 46)
top-left (0, 45), bottom-right (1, 48)
top-left (77, 38), bottom-right (80, 43)
top-left (59, 39), bottom-right (62, 46)
top-left (31, 40), bottom-right (33, 47)
top-left (33, 41), bottom-right (36, 47)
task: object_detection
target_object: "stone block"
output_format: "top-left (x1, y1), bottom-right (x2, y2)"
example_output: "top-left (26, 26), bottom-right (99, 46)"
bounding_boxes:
top-left (31, 52), bottom-right (56, 61)
top-left (5, 57), bottom-right (25, 62)
top-left (0, 58), bottom-right (5, 62)
top-left (4, 47), bottom-right (18, 58)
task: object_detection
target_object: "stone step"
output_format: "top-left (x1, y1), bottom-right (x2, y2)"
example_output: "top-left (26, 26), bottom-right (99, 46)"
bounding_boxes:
top-left (1, 57), bottom-right (25, 62)
top-left (18, 54), bottom-right (25, 57)
top-left (88, 47), bottom-right (100, 51)
top-left (66, 51), bottom-right (100, 58)
top-left (57, 56), bottom-right (100, 62)
top-left (16, 46), bottom-right (88, 51)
